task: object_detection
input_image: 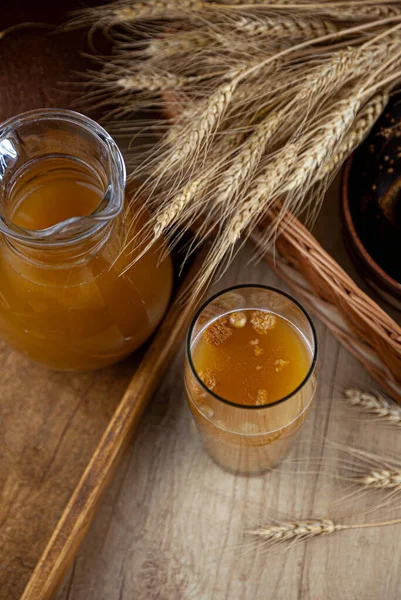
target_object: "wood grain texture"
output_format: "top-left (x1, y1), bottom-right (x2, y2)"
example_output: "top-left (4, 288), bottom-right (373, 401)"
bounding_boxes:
top-left (0, 343), bottom-right (135, 600)
top-left (54, 245), bottom-right (401, 600)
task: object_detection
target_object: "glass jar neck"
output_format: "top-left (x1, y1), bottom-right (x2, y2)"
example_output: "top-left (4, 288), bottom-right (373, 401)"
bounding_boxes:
top-left (0, 109), bottom-right (126, 253)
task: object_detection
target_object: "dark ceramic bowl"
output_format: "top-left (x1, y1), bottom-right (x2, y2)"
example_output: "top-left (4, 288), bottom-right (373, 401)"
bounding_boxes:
top-left (341, 156), bottom-right (401, 310)
top-left (341, 96), bottom-right (401, 310)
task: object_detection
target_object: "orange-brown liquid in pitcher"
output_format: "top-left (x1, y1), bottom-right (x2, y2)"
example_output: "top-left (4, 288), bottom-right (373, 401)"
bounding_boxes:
top-left (11, 158), bottom-right (103, 230)
top-left (193, 310), bottom-right (310, 405)
top-left (0, 157), bottom-right (173, 370)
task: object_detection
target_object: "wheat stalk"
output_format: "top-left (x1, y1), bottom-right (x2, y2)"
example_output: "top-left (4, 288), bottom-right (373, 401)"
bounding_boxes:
top-left (344, 388), bottom-right (401, 425)
top-left (75, 2), bottom-right (401, 287)
top-left (248, 519), bottom-right (346, 544)
top-left (233, 15), bottom-right (338, 38)
top-left (317, 91), bottom-right (388, 179)
top-left (69, 0), bottom-right (204, 29)
top-left (248, 516), bottom-right (401, 550)
top-left (358, 470), bottom-right (401, 490)
top-left (157, 79), bottom-right (238, 174)
top-left (117, 72), bottom-right (194, 91)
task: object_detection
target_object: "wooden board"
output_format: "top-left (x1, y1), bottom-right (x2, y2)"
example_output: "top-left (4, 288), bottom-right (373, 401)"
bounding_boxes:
top-left (0, 343), bottom-right (134, 599)
top-left (55, 245), bottom-right (401, 600)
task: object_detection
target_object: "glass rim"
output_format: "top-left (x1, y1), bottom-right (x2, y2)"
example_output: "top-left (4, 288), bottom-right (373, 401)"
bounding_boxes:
top-left (186, 284), bottom-right (318, 410)
top-left (0, 108), bottom-right (126, 247)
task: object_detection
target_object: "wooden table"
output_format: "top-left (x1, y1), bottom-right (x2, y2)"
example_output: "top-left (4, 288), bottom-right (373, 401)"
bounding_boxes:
top-left (54, 243), bottom-right (401, 600)
top-left (3, 7), bottom-right (401, 598)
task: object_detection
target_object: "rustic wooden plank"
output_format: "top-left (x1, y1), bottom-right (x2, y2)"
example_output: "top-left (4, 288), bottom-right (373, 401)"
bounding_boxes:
top-left (0, 346), bottom-right (135, 600)
top-left (55, 245), bottom-right (401, 600)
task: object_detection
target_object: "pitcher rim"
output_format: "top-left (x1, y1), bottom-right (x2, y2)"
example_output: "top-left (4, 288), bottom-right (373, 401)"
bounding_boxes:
top-left (0, 108), bottom-right (126, 248)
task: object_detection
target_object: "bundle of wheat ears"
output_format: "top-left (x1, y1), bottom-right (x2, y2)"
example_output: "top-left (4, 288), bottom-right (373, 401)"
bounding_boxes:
top-left (247, 388), bottom-right (401, 552)
top-left (73, 0), bottom-right (401, 288)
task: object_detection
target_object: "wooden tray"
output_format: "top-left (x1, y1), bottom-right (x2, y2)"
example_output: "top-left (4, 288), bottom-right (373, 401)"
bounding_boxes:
top-left (0, 250), bottom-right (205, 600)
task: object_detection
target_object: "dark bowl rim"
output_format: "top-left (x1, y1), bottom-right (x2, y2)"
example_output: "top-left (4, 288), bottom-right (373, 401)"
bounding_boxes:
top-left (341, 154), bottom-right (401, 294)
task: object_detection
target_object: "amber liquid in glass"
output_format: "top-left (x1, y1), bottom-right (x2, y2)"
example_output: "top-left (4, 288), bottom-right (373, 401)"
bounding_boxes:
top-left (0, 157), bottom-right (173, 370)
top-left (192, 310), bottom-right (310, 406)
top-left (187, 309), bottom-right (315, 474)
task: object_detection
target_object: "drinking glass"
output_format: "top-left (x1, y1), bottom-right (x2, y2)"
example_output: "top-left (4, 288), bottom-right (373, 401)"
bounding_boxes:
top-left (184, 285), bottom-right (317, 475)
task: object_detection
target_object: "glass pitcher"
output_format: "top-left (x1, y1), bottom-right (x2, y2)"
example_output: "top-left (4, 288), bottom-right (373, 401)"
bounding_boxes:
top-left (0, 109), bottom-right (173, 370)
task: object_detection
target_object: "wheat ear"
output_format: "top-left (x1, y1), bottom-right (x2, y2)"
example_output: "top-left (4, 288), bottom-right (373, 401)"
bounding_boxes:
top-left (358, 470), bottom-right (401, 490)
top-left (233, 15), bottom-right (338, 39)
top-left (153, 174), bottom-right (211, 237)
top-left (248, 517), bottom-right (401, 551)
top-left (324, 4), bottom-right (401, 21)
top-left (284, 95), bottom-right (362, 194)
top-left (156, 80), bottom-right (238, 174)
top-left (69, 0), bottom-right (204, 28)
top-left (344, 388), bottom-right (401, 425)
top-left (117, 72), bottom-right (195, 92)
top-left (227, 1), bottom-right (401, 20)
top-left (146, 31), bottom-right (211, 58)
top-left (317, 91), bottom-right (388, 179)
